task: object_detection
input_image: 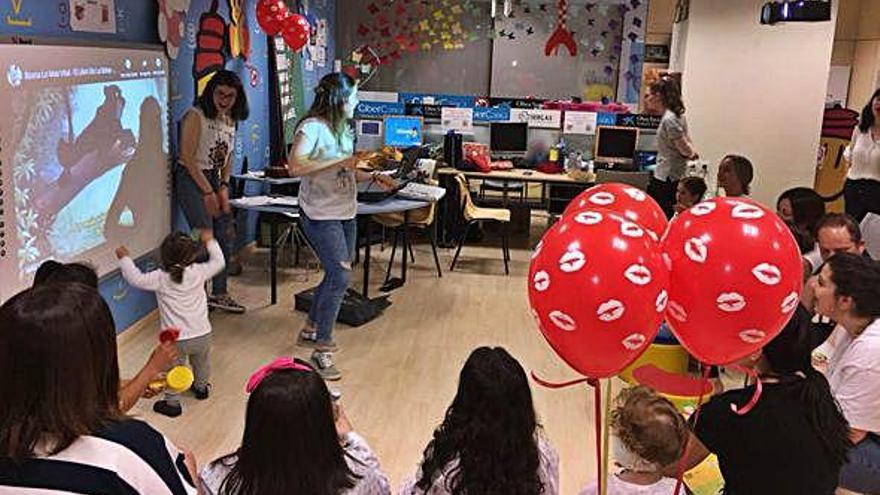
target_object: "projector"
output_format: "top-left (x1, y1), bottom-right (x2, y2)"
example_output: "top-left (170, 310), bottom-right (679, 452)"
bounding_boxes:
top-left (760, 1), bottom-right (831, 25)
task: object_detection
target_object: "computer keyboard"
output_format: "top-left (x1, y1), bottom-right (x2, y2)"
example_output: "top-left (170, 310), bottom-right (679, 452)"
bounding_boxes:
top-left (397, 182), bottom-right (446, 202)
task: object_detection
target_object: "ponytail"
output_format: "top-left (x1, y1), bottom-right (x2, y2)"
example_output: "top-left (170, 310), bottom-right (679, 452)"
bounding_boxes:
top-left (167, 264), bottom-right (186, 284)
top-left (160, 232), bottom-right (199, 284)
top-left (799, 368), bottom-right (852, 467)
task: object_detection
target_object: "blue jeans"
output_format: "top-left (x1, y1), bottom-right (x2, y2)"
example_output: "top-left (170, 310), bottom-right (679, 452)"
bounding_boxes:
top-left (174, 166), bottom-right (232, 295)
top-left (300, 213), bottom-right (357, 343)
top-left (841, 433), bottom-right (880, 493)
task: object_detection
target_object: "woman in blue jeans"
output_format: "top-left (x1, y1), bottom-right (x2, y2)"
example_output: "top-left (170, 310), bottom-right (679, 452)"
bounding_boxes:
top-left (287, 73), bottom-right (395, 380)
top-left (176, 70), bottom-right (248, 313)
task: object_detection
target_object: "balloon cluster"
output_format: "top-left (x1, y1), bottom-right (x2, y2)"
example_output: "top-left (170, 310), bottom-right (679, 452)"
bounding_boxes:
top-left (256, 0), bottom-right (310, 52)
top-left (528, 184), bottom-right (802, 378)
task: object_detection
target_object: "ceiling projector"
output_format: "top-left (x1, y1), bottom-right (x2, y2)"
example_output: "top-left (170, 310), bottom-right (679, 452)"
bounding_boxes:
top-left (760, 1), bottom-right (831, 25)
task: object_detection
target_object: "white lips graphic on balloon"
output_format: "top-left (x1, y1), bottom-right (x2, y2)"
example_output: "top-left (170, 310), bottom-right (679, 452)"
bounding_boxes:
top-left (574, 211), bottom-right (604, 225)
top-left (622, 333), bottom-right (648, 350)
top-left (716, 292), bottom-right (746, 312)
top-left (731, 203), bottom-right (765, 220)
top-left (549, 310), bottom-right (577, 331)
top-left (589, 192), bottom-right (616, 206)
top-left (647, 229), bottom-right (659, 242)
top-left (667, 300), bottom-right (688, 322)
top-left (559, 249), bottom-right (587, 273)
top-left (620, 221), bottom-right (645, 238)
top-left (624, 187), bottom-right (646, 201)
top-left (781, 291), bottom-right (799, 314)
top-left (690, 202), bottom-right (717, 216)
top-left (531, 240), bottom-right (544, 260)
top-left (597, 299), bottom-right (625, 322)
top-left (533, 271), bottom-right (550, 292)
top-left (624, 264), bottom-right (652, 286)
top-left (739, 329), bottom-right (767, 344)
top-left (655, 290), bottom-right (669, 313)
top-left (752, 263), bottom-right (782, 286)
top-left (684, 237), bottom-right (708, 264)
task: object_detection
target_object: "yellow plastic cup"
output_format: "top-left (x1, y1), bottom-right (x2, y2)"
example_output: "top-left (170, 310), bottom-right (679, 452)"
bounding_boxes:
top-left (165, 366), bottom-right (195, 393)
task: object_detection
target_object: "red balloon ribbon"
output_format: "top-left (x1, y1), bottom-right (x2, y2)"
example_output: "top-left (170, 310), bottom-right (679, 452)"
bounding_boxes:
top-left (728, 365), bottom-right (763, 416)
top-left (672, 365), bottom-right (713, 495)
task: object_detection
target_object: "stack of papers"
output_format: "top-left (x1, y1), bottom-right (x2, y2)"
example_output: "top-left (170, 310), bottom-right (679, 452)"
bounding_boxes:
top-left (233, 196), bottom-right (299, 207)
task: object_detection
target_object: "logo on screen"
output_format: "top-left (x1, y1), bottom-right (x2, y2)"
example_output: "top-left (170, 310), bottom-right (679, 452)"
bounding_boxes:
top-left (6, 64), bottom-right (23, 88)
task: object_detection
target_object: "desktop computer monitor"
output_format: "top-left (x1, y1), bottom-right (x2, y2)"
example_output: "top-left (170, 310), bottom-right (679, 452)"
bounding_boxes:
top-left (384, 116), bottom-right (424, 148)
top-left (594, 126), bottom-right (639, 169)
top-left (490, 122), bottom-right (528, 156)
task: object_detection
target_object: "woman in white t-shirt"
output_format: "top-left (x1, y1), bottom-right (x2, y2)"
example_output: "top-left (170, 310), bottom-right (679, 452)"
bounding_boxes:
top-left (813, 253), bottom-right (880, 493)
top-left (844, 88), bottom-right (880, 223)
top-left (287, 73), bottom-right (395, 381)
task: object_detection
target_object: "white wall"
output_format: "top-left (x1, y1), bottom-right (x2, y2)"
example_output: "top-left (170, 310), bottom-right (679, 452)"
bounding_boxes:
top-left (678, 0), bottom-right (837, 205)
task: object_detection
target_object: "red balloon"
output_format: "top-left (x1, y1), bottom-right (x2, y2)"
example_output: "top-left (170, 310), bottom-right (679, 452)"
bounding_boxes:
top-left (281, 14), bottom-right (311, 51)
top-left (256, 0), bottom-right (289, 36)
top-left (563, 183), bottom-right (668, 241)
top-left (661, 197), bottom-right (803, 365)
top-left (528, 209), bottom-right (669, 378)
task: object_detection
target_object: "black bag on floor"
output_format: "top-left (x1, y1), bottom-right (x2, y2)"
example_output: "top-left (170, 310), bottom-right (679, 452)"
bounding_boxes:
top-left (294, 288), bottom-right (391, 327)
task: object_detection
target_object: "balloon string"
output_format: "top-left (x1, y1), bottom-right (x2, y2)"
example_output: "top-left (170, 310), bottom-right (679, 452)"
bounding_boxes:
top-left (728, 365), bottom-right (763, 415)
top-left (530, 371), bottom-right (593, 389)
top-left (673, 364), bottom-right (713, 495)
top-left (593, 380), bottom-right (603, 495)
top-left (600, 379), bottom-right (612, 495)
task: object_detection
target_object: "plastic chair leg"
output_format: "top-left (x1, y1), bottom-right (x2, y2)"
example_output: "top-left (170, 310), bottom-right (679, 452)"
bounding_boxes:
top-left (450, 221), bottom-right (473, 272)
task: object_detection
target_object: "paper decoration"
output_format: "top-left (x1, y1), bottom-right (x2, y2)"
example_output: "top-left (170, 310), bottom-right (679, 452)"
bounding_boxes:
top-left (563, 111), bottom-right (598, 135)
top-left (70, 0), bottom-right (117, 33)
top-left (441, 107), bottom-right (475, 134)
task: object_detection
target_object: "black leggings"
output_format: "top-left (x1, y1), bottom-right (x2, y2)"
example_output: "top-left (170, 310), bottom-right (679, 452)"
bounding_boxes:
top-left (647, 176), bottom-right (678, 220)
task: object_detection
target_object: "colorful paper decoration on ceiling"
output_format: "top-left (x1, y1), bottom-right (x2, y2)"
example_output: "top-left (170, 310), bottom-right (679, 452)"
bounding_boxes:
top-left (353, 0), bottom-right (489, 65)
top-left (157, 0), bottom-right (191, 59)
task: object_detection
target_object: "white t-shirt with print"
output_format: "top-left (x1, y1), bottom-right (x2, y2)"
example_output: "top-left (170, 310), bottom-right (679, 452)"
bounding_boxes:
top-left (826, 318), bottom-right (880, 433)
top-left (295, 118), bottom-right (357, 220)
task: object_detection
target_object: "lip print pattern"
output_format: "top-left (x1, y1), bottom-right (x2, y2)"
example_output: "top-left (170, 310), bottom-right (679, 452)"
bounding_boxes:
top-left (739, 329), bottom-right (766, 344)
top-left (623, 187), bottom-right (646, 201)
top-left (690, 202), bottom-right (717, 216)
top-left (781, 291), bottom-right (799, 314)
top-left (752, 263), bottom-right (782, 286)
top-left (716, 292), bottom-right (746, 312)
top-left (667, 300), bottom-right (688, 322)
top-left (589, 191), bottom-right (616, 206)
top-left (647, 229), bottom-right (659, 242)
top-left (559, 248), bottom-right (587, 273)
top-left (684, 237), bottom-right (708, 264)
top-left (597, 299), bottom-right (625, 322)
top-left (574, 211), bottom-right (604, 225)
top-left (620, 221), bottom-right (645, 238)
top-left (655, 290), bottom-right (668, 313)
top-left (533, 271), bottom-right (550, 292)
top-left (624, 264), bottom-right (652, 286)
top-left (731, 203), bottom-right (765, 220)
top-left (622, 333), bottom-right (647, 350)
top-left (549, 310), bottom-right (577, 331)
top-left (531, 240), bottom-right (544, 260)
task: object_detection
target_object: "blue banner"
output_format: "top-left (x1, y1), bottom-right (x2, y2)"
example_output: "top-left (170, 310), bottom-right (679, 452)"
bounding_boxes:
top-left (474, 106), bottom-right (511, 122)
top-left (597, 113), bottom-right (618, 126)
top-left (355, 101), bottom-right (406, 117)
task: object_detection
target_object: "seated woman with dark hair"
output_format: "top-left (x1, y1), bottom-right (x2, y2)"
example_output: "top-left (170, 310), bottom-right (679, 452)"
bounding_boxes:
top-left (401, 347), bottom-right (559, 495)
top-left (30, 259), bottom-right (177, 413)
top-left (813, 253), bottom-right (880, 493)
top-left (777, 187), bottom-right (826, 271)
top-left (670, 304), bottom-right (851, 494)
top-left (716, 154), bottom-right (753, 198)
top-left (0, 283), bottom-right (197, 494)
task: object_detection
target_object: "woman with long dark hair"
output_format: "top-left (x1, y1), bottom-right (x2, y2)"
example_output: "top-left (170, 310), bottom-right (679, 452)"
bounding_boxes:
top-left (844, 88), bottom-right (880, 222)
top-left (176, 70), bottom-right (249, 314)
top-left (0, 283), bottom-right (197, 493)
top-left (669, 304), bottom-right (851, 494)
top-left (813, 253), bottom-right (880, 493)
top-left (287, 73), bottom-right (395, 380)
top-left (644, 76), bottom-right (699, 218)
top-left (401, 347), bottom-right (559, 495)
top-left (199, 357), bottom-right (389, 494)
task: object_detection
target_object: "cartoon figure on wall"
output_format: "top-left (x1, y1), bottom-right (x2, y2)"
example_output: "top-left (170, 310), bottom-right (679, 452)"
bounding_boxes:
top-left (227, 0), bottom-right (251, 60)
top-left (158, 0), bottom-right (191, 59)
top-left (815, 107), bottom-right (859, 213)
top-left (192, 0), bottom-right (228, 100)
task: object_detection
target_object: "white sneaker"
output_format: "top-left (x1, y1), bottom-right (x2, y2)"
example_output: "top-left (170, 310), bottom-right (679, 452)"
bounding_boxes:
top-left (310, 351), bottom-right (341, 381)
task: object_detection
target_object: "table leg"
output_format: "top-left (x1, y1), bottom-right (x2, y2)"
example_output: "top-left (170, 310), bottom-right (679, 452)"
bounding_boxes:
top-left (362, 217), bottom-right (372, 298)
top-left (270, 218), bottom-right (278, 305)
top-left (401, 211), bottom-right (409, 284)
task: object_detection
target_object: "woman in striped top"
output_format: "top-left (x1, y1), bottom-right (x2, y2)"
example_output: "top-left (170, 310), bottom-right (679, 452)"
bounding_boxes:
top-left (0, 283), bottom-right (197, 495)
